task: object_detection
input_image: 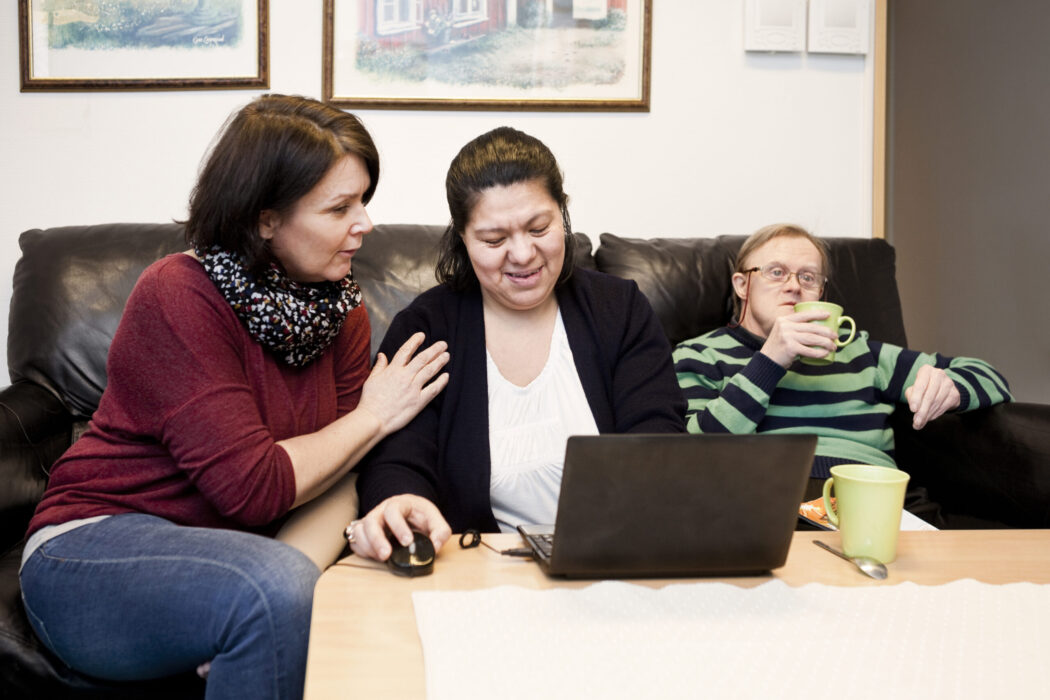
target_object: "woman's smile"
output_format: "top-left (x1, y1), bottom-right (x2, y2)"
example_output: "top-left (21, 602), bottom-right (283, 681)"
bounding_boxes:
top-left (504, 268), bottom-right (542, 284)
top-left (461, 180), bottom-right (565, 314)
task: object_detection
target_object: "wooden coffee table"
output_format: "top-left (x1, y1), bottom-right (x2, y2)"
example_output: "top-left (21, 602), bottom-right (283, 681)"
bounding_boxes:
top-left (303, 529), bottom-right (1050, 699)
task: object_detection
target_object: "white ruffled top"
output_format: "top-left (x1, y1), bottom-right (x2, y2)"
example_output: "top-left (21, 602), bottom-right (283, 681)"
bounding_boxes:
top-left (486, 310), bottom-right (599, 533)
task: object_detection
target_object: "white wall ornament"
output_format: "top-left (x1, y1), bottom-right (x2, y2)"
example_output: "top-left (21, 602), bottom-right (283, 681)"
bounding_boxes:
top-left (744, 0), bottom-right (807, 53)
top-left (808, 0), bottom-right (870, 55)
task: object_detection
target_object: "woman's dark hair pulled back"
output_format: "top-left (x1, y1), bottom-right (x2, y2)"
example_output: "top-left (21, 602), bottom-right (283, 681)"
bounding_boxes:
top-left (436, 126), bottom-right (575, 290)
top-left (184, 94), bottom-right (379, 274)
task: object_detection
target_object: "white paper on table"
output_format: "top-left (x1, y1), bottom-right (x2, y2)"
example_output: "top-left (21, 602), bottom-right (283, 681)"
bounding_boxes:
top-left (413, 579), bottom-right (1050, 700)
top-left (900, 508), bottom-right (939, 531)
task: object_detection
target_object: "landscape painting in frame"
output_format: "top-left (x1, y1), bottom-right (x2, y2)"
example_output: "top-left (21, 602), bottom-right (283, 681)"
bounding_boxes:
top-left (19, 0), bottom-right (268, 91)
top-left (323, 0), bottom-right (652, 111)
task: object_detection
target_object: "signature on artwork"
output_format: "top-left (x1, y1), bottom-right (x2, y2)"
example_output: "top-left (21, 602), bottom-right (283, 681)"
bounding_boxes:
top-left (46, 0), bottom-right (242, 50)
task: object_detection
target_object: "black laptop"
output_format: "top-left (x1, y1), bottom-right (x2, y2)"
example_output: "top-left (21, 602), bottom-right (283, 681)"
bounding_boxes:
top-left (517, 433), bottom-right (817, 578)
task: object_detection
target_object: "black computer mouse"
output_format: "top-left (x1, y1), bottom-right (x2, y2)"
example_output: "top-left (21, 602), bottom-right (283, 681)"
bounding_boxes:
top-left (386, 530), bottom-right (435, 577)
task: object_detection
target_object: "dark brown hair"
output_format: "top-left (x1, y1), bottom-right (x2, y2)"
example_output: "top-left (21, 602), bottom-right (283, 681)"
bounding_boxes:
top-left (184, 94), bottom-right (379, 274)
top-left (436, 126), bottom-right (576, 291)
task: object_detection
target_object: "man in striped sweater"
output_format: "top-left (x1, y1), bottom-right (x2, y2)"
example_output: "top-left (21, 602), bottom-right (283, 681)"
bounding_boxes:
top-left (672, 224), bottom-right (1011, 500)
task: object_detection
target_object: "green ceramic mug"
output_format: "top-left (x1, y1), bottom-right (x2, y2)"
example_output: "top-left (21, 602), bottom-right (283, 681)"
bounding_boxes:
top-left (822, 464), bottom-right (910, 563)
top-left (794, 301), bottom-right (856, 365)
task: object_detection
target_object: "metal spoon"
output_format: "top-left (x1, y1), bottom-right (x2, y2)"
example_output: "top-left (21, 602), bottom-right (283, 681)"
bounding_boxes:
top-left (813, 540), bottom-right (888, 579)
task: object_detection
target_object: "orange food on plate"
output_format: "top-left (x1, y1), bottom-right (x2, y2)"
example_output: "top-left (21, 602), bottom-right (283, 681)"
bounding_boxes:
top-left (799, 497), bottom-right (835, 526)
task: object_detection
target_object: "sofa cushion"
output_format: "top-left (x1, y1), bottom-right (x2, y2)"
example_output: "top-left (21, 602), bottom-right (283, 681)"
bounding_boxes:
top-left (594, 234), bottom-right (739, 346)
top-left (352, 224), bottom-right (447, 356)
top-left (817, 236), bottom-right (909, 347)
top-left (11, 224), bottom-right (187, 418)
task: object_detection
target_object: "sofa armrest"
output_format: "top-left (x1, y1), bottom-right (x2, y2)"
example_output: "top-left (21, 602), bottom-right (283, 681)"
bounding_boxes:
top-left (0, 382), bottom-right (73, 551)
top-left (893, 403), bottom-right (1050, 528)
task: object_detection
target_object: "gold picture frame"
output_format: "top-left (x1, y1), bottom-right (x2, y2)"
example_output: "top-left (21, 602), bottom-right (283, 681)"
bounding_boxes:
top-left (323, 0), bottom-right (651, 111)
top-left (19, 0), bottom-right (268, 92)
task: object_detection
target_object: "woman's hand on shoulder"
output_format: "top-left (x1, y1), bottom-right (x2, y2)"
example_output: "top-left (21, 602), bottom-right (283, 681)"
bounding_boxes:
top-left (357, 332), bottom-right (450, 438)
top-left (347, 494), bottom-right (451, 561)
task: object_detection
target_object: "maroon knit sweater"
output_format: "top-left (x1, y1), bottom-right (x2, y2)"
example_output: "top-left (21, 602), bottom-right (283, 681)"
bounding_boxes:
top-left (28, 254), bottom-right (371, 537)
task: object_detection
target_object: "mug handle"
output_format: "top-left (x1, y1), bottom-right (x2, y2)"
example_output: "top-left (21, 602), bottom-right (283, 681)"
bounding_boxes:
top-left (822, 477), bottom-right (839, 528)
top-left (835, 315), bottom-right (856, 347)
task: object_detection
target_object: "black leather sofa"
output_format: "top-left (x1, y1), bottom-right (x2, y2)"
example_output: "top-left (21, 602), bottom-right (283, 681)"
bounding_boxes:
top-left (3, 223), bottom-right (1048, 697)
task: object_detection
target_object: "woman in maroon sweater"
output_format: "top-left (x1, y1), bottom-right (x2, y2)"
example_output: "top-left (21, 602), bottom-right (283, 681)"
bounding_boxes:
top-left (18, 95), bottom-right (448, 700)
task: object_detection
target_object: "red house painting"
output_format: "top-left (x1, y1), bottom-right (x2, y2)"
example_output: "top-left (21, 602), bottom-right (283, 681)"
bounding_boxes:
top-left (358, 0), bottom-right (629, 49)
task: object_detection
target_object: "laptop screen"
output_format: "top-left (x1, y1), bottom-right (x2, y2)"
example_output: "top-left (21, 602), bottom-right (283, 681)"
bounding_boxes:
top-left (520, 433), bottom-right (817, 578)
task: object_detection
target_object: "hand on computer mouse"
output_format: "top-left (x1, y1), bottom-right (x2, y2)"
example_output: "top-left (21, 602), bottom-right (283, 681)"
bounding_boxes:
top-left (386, 530), bottom-right (435, 577)
top-left (346, 494), bottom-right (451, 562)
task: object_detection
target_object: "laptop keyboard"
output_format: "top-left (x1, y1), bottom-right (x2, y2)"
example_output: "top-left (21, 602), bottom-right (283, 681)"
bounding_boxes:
top-left (523, 532), bottom-right (554, 560)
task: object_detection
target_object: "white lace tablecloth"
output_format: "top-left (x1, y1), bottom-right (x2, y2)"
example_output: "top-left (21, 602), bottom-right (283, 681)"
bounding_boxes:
top-left (412, 579), bottom-right (1049, 699)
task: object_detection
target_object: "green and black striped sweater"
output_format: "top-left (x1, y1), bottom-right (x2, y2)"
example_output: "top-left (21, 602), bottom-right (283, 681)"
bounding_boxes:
top-left (673, 325), bottom-right (1012, 477)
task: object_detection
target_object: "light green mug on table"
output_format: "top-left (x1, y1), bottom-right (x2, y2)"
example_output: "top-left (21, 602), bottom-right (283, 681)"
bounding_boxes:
top-left (822, 464), bottom-right (910, 563)
top-left (794, 301), bottom-right (856, 365)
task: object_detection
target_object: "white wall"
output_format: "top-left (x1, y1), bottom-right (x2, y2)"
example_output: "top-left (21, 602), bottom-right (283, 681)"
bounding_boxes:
top-left (0, 2), bottom-right (875, 383)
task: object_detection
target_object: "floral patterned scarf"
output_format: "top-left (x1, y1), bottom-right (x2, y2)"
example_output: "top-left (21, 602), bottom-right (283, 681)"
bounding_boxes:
top-left (195, 246), bottom-right (362, 368)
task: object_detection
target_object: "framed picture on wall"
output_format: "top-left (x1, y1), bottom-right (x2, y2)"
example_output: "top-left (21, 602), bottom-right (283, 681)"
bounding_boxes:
top-left (18, 0), bottom-right (268, 91)
top-left (322, 0), bottom-right (652, 111)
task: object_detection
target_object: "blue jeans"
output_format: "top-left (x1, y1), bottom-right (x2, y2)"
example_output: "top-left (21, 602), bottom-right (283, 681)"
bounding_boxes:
top-left (19, 514), bottom-right (321, 700)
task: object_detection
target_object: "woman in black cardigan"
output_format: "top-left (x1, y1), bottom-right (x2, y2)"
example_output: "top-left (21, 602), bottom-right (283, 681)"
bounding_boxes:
top-left (349, 127), bottom-right (685, 561)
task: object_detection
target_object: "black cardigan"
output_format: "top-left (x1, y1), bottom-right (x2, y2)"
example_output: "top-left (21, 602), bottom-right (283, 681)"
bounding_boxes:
top-left (357, 267), bottom-right (686, 532)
